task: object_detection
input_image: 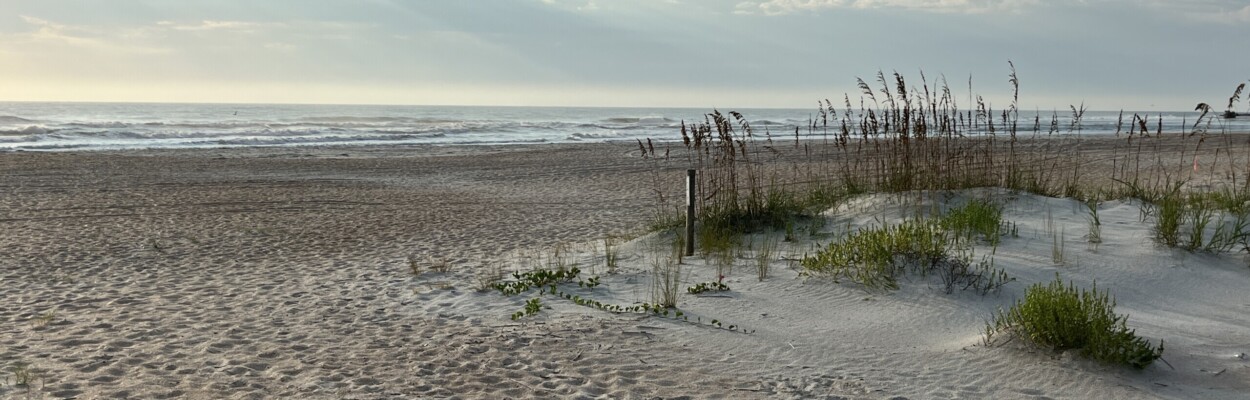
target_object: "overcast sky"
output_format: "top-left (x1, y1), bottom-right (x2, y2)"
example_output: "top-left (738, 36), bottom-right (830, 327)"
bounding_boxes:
top-left (1, 0), bottom-right (1248, 110)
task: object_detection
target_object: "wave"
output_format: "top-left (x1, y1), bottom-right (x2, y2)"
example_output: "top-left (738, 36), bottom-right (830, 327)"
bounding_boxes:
top-left (0, 126), bottom-right (49, 136)
top-left (34, 118), bottom-right (684, 137)
top-left (297, 116), bottom-right (464, 124)
top-left (6, 101), bottom-right (1248, 152)
top-left (566, 131), bottom-right (634, 140)
top-left (0, 115), bottom-right (36, 124)
top-left (600, 117), bottom-right (677, 125)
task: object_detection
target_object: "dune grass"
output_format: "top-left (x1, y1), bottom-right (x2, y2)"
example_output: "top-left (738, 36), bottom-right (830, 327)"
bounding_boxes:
top-left (485, 70), bottom-right (1245, 369)
top-left (642, 67), bottom-right (1250, 263)
top-left (4, 362), bottom-right (37, 388)
top-left (940, 199), bottom-right (1008, 245)
top-left (614, 67), bottom-right (1246, 366)
top-left (799, 204), bottom-right (1012, 293)
top-left (800, 219), bottom-right (950, 290)
top-left (986, 275), bottom-right (1164, 369)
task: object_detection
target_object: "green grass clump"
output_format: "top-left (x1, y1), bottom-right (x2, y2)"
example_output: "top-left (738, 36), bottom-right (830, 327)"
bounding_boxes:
top-left (648, 209), bottom-right (685, 232)
top-left (1140, 182), bottom-right (1250, 252)
top-left (801, 217), bottom-right (1011, 293)
top-left (1153, 184), bottom-right (1186, 247)
top-left (939, 199), bottom-right (1005, 244)
top-left (987, 276), bottom-right (1163, 369)
top-left (801, 220), bottom-right (950, 290)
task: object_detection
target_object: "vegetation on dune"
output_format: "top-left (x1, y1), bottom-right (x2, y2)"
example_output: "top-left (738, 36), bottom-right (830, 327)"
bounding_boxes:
top-left (622, 66), bottom-right (1250, 368)
top-left (799, 202), bottom-right (1013, 294)
top-left (639, 64), bottom-right (1250, 260)
top-left (473, 66), bottom-right (1250, 372)
top-left (986, 276), bottom-right (1164, 369)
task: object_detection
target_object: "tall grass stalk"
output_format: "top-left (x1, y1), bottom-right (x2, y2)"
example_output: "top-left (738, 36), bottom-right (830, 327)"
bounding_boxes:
top-left (603, 236), bottom-right (620, 273)
top-left (1085, 200), bottom-right (1102, 250)
top-left (754, 234), bottom-right (778, 281)
top-left (651, 254), bottom-right (681, 308)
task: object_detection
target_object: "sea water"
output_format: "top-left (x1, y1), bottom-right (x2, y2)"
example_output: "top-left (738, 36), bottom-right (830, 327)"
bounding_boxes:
top-left (0, 102), bottom-right (1242, 151)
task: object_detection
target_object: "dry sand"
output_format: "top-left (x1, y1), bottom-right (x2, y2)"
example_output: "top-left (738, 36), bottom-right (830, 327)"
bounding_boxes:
top-left (2, 140), bottom-right (1248, 399)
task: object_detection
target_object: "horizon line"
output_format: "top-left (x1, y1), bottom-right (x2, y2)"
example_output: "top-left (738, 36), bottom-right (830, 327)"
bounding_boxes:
top-left (0, 99), bottom-right (1202, 113)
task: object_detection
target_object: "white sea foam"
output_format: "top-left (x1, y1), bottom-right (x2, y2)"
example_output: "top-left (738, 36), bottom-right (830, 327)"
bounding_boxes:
top-left (0, 102), bottom-right (1236, 151)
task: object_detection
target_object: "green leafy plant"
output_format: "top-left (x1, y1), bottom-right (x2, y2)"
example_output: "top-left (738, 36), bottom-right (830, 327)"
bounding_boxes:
top-left (511, 297), bottom-right (543, 320)
top-left (987, 275), bottom-right (1164, 369)
top-left (493, 267), bottom-right (586, 296)
top-left (496, 265), bottom-right (753, 333)
top-left (687, 281), bottom-right (730, 294)
top-left (579, 275), bottom-right (601, 288)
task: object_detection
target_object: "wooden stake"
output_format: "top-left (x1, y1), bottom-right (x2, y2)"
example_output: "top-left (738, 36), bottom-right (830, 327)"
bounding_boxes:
top-left (685, 169), bottom-right (696, 256)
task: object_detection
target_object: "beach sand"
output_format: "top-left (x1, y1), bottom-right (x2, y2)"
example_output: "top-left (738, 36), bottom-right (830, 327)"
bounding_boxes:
top-left (3, 140), bottom-right (1248, 399)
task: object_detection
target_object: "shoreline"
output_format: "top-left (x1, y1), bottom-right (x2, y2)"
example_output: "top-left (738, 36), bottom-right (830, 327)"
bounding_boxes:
top-left (6, 127), bottom-right (1250, 155)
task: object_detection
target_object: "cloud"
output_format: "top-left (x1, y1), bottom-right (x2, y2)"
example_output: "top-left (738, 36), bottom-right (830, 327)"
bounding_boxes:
top-left (734, 0), bottom-right (1041, 15)
top-left (155, 20), bottom-right (272, 32)
top-left (1185, 4), bottom-right (1250, 23)
top-left (538, 0), bottom-right (602, 12)
top-left (10, 15), bottom-right (169, 54)
top-left (146, 19), bottom-right (370, 43)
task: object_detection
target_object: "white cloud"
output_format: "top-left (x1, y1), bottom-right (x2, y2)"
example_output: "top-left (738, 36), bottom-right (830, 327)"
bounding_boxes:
top-left (156, 20), bottom-right (272, 32)
top-left (735, 0), bottom-right (1041, 15)
top-left (9, 15), bottom-right (169, 54)
top-left (538, 0), bottom-right (601, 12)
top-left (1185, 4), bottom-right (1250, 23)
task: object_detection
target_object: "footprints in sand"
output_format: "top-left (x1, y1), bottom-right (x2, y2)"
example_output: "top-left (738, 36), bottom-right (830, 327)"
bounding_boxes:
top-left (3, 145), bottom-right (871, 398)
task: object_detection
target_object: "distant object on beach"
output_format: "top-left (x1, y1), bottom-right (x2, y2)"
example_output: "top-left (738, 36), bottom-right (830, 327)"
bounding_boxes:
top-left (1223, 110), bottom-right (1239, 119)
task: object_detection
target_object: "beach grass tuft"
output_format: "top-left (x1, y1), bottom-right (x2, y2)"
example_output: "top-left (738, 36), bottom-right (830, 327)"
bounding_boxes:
top-left (799, 216), bottom-right (1010, 294)
top-left (5, 362), bottom-right (37, 388)
top-left (651, 254), bottom-right (682, 308)
top-left (987, 275), bottom-right (1164, 369)
top-left (940, 199), bottom-right (1006, 245)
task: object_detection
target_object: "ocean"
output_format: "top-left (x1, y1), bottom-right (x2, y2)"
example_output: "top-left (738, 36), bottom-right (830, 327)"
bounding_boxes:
top-left (0, 102), bottom-right (1244, 151)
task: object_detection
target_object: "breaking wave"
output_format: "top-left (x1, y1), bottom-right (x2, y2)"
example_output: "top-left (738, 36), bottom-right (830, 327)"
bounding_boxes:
top-left (3, 103), bottom-right (1217, 152)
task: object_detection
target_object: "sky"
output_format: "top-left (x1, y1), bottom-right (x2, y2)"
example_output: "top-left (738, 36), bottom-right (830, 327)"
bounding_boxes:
top-left (1, 0), bottom-right (1248, 111)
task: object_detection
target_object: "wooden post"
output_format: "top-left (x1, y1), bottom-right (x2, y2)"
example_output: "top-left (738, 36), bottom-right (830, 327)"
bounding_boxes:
top-left (685, 169), bottom-right (696, 257)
